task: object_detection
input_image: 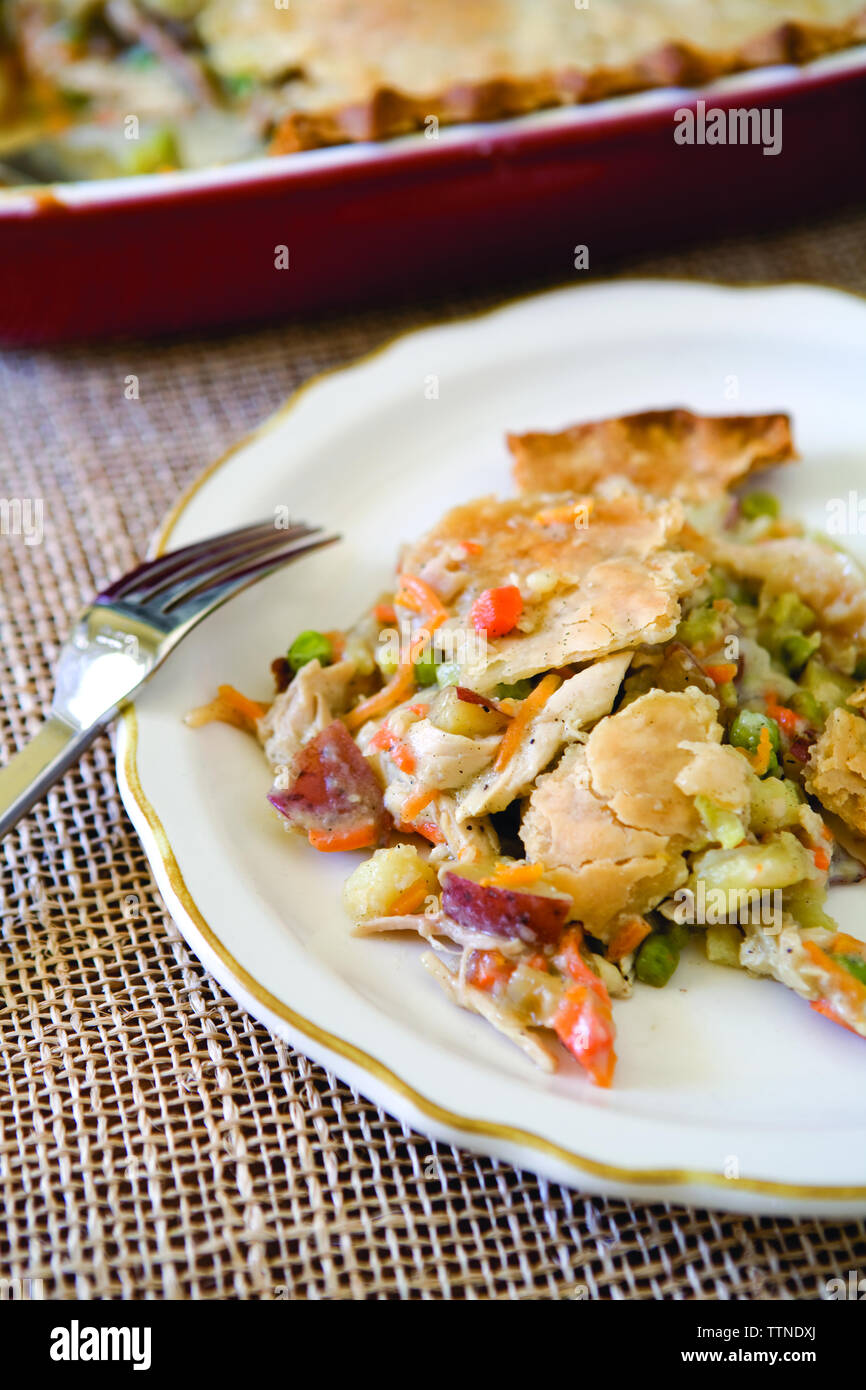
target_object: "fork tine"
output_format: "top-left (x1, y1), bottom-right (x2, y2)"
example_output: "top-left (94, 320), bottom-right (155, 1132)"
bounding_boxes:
top-left (131, 522), bottom-right (320, 606)
top-left (101, 519), bottom-right (294, 602)
top-left (162, 531), bottom-right (340, 615)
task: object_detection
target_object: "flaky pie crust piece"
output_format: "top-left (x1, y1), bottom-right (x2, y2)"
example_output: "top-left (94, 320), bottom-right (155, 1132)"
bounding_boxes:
top-left (267, 2), bottom-right (866, 152)
top-left (508, 407), bottom-right (796, 503)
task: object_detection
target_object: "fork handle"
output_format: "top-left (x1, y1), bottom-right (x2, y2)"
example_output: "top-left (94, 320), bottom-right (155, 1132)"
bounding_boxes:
top-left (0, 716), bottom-right (102, 840)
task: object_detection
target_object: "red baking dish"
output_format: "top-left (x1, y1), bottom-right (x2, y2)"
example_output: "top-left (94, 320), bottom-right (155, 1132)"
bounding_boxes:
top-left (2, 48), bottom-right (865, 345)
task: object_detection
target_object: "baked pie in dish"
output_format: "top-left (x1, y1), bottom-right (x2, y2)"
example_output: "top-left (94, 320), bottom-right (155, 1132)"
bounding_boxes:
top-left (2, 0), bottom-right (865, 178)
top-left (190, 407), bottom-right (866, 1090)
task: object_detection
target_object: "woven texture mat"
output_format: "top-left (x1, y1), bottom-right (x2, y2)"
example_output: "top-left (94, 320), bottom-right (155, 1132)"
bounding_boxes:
top-left (2, 209), bottom-right (866, 1301)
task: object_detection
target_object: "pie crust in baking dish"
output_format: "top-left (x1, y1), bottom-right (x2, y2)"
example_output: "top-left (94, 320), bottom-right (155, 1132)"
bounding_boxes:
top-left (2, 0), bottom-right (866, 177)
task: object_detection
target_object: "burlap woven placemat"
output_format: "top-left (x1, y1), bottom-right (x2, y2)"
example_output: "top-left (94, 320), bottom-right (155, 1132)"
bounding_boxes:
top-left (2, 208), bottom-right (866, 1301)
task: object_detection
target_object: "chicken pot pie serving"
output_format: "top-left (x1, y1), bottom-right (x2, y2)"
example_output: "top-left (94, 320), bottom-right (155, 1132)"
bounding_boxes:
top-left (191, 405), bottom-right (866, 1089)
top-left (2, 1), bottom-right (866, 178)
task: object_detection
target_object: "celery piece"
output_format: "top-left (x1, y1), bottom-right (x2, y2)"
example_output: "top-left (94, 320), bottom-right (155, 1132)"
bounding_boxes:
top-left (435, 661), bottom-right (461, 688)
top-left (676, 605), bottom-right (723, 651)
top-left (495, 680), bottom-right (533, 700)
top-left (779, 631), bottom-right (821, 676)
top-left (784, 881), bottom-right (838, 933)
top-left (835, 954), bottom-right (866, 988)
top-left (125, 127), bottom-right (180, 175)
top-left (801, 658), bottom-right (858, 719)
top-left (765, 591), bottom-right (816, 632)
top-left (789, 688), bottom-right (822, 727)
top-left (705, 924), bottom-right (743, 968)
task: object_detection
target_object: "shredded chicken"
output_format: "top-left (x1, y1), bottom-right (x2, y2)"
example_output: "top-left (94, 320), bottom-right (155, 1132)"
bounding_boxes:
top-left (421, 951), bottom-right (557, 1072)
top-left (458, 651), bottom-right (632, 819)
top-left (740, 920), bottom-right (866, 1038)
top-left (257, 657), bottom-right (357, 769)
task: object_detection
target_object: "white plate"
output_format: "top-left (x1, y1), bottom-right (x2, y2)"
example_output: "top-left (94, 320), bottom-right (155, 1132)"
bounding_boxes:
top-left (117, 279), bottom-right (866, 1215)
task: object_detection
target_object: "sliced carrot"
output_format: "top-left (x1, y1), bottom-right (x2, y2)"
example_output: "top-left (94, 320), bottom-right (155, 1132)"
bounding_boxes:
top-left (408, 702), bottom-right (430, 717)
top-left (481, 861), bottom-right (546, 889)
top-left (374, 602), bottom-right (396, 624)
top-left (402, 786), bottom-right (436, 821)
top-left (345, 658), bottom-right (417, 732)
top-left (803, 939), bottom-right (866, 1010)
top-left (345, 609), bottom-right (446, 732)
top-left (494, 673), bottom-right (561, 772)
top-left (415, 820), bottom-right (445, 845)
top-left (765, 692), bottom-right (802, 735)
top-left (743, 723), bottom-right (773, 776)
top-left (812, 847), bottom-right (831, 872)
top-left (467, 950), bottom-right (514, 992)
top-left (308, 823), bottom-right (377, 852)
top-left (829, 933), bottom-right (866, 958)
top-left (606, 915), bottom-right (652, 962)
top-left (367, 719), bottom-right (416, 773)
top-left (810, 999), bottom-right (861, 1036)
top-left (389, 876), bottom-right (431, 916)
top-left (469, 585), bottom-right (524, 639)
top-left (217, 684), bottom-right (267, 724)
top-left (705, 662), bottom-right (738, 685)
top-left (395, 573), bottom-right (450, 625)
top-left (461, 540), bottom-right (484, 555)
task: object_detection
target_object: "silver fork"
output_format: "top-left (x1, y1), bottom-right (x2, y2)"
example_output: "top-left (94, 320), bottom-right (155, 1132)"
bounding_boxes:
top-left (0, 518), bottom-right (339, 838)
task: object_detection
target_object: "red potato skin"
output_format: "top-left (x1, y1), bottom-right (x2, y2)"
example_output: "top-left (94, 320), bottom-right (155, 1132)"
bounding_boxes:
top-left (268, 720), bottom-right (390, 842)
top-left (442, 872), bottom-right (569, 944)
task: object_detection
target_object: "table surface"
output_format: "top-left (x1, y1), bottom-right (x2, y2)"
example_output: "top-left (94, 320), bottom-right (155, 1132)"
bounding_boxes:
top-left (2, 207), bottom-right (866, 1301)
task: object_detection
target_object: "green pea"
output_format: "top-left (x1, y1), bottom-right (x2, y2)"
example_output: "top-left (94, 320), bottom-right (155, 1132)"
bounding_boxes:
top-left (835, 954), bottom-right (866, 988)
top-left (729, 710), bottom-right (781, 755)
top-left (801, 658), bottom-right (858, 718)
top-left (740, 491), bottom-right (780, 521)
top-left (635, 935), bottom-right (679, 988)
top-left (413, 651), bottom-right (439, 686)
top-left (779, 631), bottom-right (821, 676)
top-left (287, 629), bottom-right (333, 673)
top-left (664, 920), bottom-right (690, 953)
top-left (495, 680), bottom-right (534, 700)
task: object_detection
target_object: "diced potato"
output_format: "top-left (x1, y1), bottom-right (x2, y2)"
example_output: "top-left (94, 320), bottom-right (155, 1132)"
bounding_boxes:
top-left (705, 923), bottom-right (743, 969)
top-left (690, 832), bottom-right (812, 894)
top-left (428, 686), bottom-right (507, 739)
top-left (342, 845), bottom-right (438, 921)
top-left (749, 777), bottom-right (802, 834)
top-left (695, 795), bottom-right (746, 849)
